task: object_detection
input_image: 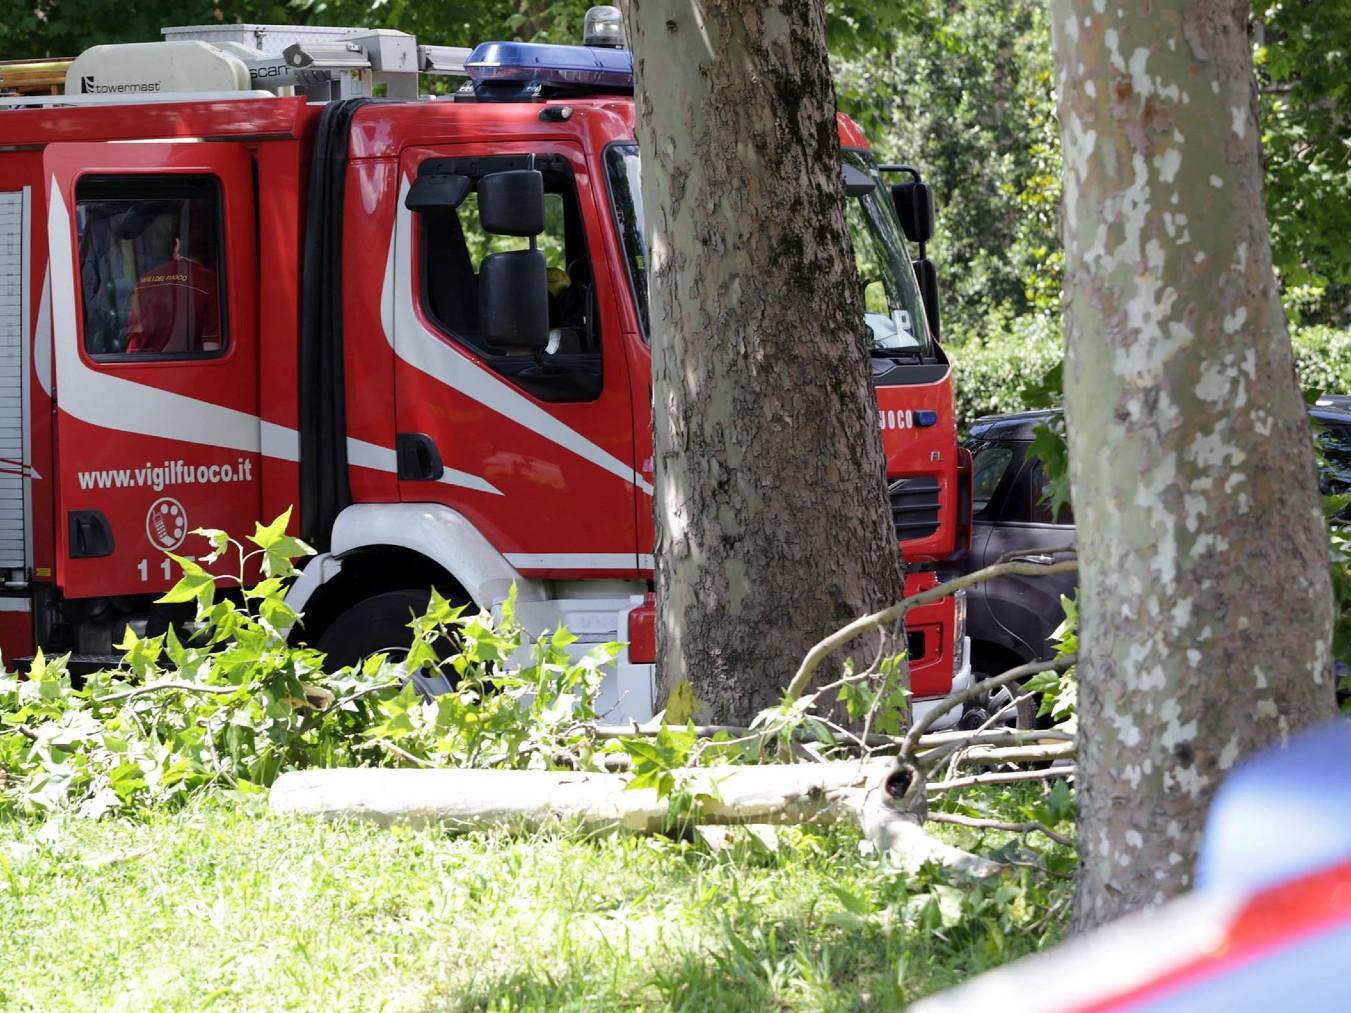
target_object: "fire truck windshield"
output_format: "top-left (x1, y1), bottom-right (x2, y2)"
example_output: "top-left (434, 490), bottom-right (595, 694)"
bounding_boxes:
top-left (604, 143), bottom-right (933, 360)
top-left (840, 150), bottom-right (933, 360)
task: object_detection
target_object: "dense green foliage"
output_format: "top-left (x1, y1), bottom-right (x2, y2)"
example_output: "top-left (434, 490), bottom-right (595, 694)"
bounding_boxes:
top-left (0, 0), bottom-right (549, 58)
top-left (835, 0), bottom-right (1062, 340)
top-left (1257, 1), bottom-right (1351, 325)
top-left (835, 0), bottom-right (1350, 337)
top-left (948, 323), bottom-right (1351, 429)
top-left (0, 0), bottom-right (925, 63)
top-left (0, 516), bottom-right (632, 817)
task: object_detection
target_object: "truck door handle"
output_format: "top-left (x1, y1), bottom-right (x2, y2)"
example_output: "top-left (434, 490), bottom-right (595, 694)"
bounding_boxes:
top-left (1011, 553), bottom-right (1055, 565)
top-left (69, 510), bottom-right (115, 559)
top-left (396, 433), bottom-right (445, 482)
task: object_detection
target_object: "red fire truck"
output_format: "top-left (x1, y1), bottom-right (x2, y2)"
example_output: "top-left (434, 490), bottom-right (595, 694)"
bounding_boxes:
top-left (0, 13), bottom-right (973, 725)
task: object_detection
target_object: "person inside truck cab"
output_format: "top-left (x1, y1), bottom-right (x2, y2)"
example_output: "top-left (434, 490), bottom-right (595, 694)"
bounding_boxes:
top-left (124, 208), bottom-right (221, 355)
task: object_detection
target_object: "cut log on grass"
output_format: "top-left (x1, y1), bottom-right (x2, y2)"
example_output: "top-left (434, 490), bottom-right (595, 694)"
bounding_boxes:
top-left (270, 761), bottom-right (1003, 876)
top-left (271, 761), bottom-right (882, 832)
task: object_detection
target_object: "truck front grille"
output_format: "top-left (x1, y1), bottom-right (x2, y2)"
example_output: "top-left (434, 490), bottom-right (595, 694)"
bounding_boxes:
top-left (889, 476), bottom-right (941, 541)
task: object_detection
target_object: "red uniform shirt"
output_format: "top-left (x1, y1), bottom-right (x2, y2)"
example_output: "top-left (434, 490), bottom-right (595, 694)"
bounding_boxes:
top-left (124, 256), bottom-right (221, 354)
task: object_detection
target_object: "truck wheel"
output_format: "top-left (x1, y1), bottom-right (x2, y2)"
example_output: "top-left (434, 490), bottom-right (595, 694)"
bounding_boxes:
top-left (959, 667), bottom-right (1038, 731)
top-left (314, 588), bottom-right (442, 671)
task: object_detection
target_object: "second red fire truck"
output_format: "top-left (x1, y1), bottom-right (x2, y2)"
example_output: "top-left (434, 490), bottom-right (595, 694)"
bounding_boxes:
top-left (0, 11), bottom-right (973, 725)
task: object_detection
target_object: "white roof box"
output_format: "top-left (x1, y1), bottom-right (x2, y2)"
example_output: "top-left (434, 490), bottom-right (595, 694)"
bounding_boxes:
top-left (65, 40), bottom-right (250, 97)
top-left (161, 24), bottom-right (368, 56)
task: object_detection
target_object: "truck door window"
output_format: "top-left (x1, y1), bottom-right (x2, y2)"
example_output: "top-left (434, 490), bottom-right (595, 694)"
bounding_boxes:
top-left (75, 176), bottom-right (226, 359)
top-left (419, 158), bottom-right (602, 402)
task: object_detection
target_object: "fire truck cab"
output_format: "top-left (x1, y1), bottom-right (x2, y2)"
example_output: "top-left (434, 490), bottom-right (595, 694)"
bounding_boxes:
top-left (0, 15), bottom-right (973, 726)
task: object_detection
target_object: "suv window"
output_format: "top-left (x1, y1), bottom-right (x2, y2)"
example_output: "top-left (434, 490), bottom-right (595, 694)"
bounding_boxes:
top-left (76, 176), bottom-right (226, 359)
top-left (971, 443), bottom-right (1015, 516)
top-left (1316, 423), bottom-right (1351, 496)
top-left (419, 156), bottom-right (602, 402)
top-left (1030, 462), bottom-right (1075, 525)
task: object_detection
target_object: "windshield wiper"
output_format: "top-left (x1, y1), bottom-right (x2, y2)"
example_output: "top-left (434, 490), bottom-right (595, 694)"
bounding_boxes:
top-left (870, 346), bottom-right (922, 362)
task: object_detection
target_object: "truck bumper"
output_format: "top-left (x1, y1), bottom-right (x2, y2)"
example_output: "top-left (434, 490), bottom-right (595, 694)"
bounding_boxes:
top-left (912, 636), bottom-right (972, 733)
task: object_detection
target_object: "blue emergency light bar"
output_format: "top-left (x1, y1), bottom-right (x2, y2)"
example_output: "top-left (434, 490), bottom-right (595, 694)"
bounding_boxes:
top-left (464, 41), bottom-right (634, 92)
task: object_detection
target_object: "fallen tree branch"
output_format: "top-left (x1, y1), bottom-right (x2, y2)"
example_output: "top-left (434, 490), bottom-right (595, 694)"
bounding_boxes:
top-left (370, 739), bottom-right (438, 768)
top-left (589, 722), bottom-right (751, 740)
top-left (786, 559), bottom-right (1078, 704)
top-left (994, 545), bottom-right (1077, 566)
top-left (904, 655), bottom-right (1076, 758)
top-left (1, 723), bottom-right (38, 741)
top-left (948, 742), bottom-right (1076, 767)
top-left (915, 728), bottom-right (1072, 750)
top-left (269, 761), bottom-right (1005, 875)
top-left (927, 765), bottom-right (1076, 793)
top-left (321, 680), bottom-right (403, 716)
top-left (838, 787), bottom-right (1004, 876)
top-left (272, 761), bottom-right (886, 831)
top-left (925, 811), bottom-right (1074, 847)
top-left (93, 681), bottom-right (246, 705)
top-left (589, 723), bottom-right (1070, 754)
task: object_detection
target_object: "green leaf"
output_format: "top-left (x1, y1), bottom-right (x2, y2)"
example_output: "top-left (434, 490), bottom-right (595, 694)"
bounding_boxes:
top-left (192, 527), bottom-right (231, 563)
top-left (156, 554), bottom-right (216, 607)
top-left (246, 508), bottom-right (315, 578)
top-left (1027, 418), bottom-right (1072, 518)
top-left (1046, 778), bottom-right (1075, 822)
top-left (830, 883), bottom-right (875, 917)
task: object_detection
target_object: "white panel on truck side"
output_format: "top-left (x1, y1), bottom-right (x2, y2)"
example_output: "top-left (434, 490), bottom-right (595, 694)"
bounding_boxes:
top-left (0, 191), bottom-right (28, 573)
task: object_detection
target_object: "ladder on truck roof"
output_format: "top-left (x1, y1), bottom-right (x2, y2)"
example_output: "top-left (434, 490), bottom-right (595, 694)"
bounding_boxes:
top-left (0, 58), bottom-right (73, 96)
top-left (0, 24), bottom-right (471, 107)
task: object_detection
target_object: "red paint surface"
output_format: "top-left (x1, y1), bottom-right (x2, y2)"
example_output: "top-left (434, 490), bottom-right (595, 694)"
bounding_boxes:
top-left (627, 592), bottom-right (657, 663)
top-left (1083, 862), bottom-right (1351, 1012)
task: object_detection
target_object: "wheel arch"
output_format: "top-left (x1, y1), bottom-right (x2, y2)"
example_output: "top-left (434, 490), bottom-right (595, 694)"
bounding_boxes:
top-left (285, 502), bottom-right (548, 646)
top-left (969, 638), bottom-right (1035, 681)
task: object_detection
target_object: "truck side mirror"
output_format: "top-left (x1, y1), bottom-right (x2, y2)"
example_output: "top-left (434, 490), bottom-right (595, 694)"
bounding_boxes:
top-left (891, 181), bottom-right (935, 245)
top-left (913, 257), bottom-right (941, 340)
top-left (478, 169), bottom-right (545, 236)
top-left (480, 249), bottom-right (549, 350)
top-left (405, 172), bottom-right (471, 212)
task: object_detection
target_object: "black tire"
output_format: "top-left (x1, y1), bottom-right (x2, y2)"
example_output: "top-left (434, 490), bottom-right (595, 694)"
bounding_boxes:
top-left (314, 588), bottom-right (438, 670)
top-left (960, 668), bottom-right (1038, 731)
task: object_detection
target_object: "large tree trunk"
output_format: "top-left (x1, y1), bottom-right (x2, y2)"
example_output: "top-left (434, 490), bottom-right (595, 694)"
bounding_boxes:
top-left (628, 0), bottom-right (904, 723)
top-left (1051, 0), bottom-right (1337, 930)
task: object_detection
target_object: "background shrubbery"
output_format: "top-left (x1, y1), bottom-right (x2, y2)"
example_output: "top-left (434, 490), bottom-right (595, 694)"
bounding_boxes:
top-left (946, 319), bottom-right (1351, 429)
top-left (832, 0), bottom-right (1351, 432)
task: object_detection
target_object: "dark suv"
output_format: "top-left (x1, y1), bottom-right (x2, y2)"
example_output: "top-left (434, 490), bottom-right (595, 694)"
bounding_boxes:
top-left (954, 401), bottom-right (1351, 676)
top-left (951, 410), bottom-right (1077, 680)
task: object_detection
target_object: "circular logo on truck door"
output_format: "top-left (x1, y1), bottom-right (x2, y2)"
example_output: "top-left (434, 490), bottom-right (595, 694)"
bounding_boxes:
top-left (146, 497), bottom-right (188, 551)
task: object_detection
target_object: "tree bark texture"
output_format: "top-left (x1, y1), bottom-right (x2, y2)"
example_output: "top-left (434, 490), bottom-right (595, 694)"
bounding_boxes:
top-left (1051, 0), bottom-right (1336, 930)
top-left (628, 0), bottom-right (905, 723)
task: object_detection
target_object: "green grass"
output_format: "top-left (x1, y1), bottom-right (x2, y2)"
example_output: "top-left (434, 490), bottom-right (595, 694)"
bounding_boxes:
top-left (0, 796), bottom-right (1069, 1011)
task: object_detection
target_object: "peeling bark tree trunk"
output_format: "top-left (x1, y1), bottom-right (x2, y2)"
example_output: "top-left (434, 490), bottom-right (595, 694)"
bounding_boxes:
top-left (628, 0), bottom-right (904, 722)
top-left (1051, 0), bottom-right (1336, 930)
